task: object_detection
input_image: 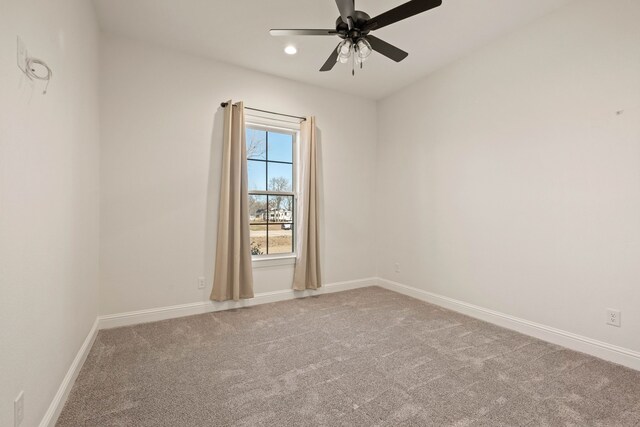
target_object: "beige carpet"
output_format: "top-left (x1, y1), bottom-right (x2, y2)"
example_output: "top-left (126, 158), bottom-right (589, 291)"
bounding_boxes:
top-left (57, 287), bottom-right (640, 426)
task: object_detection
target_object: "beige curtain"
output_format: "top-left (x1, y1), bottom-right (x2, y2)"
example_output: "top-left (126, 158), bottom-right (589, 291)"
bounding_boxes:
top-left (293, 117), bottom-right (321, 291)
top-left (211, 101), bottom-right (254, 301)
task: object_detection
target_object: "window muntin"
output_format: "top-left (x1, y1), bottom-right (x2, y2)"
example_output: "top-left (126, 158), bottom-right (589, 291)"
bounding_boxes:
top-left (247, 125), bottom-right (295, 256)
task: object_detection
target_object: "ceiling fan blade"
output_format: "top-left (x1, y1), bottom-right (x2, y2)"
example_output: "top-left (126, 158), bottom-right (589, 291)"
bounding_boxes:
top-left (320, 46), bottom-right (340, 72)
top-left (335, 0), bottom-right (355, 25)
top-left (367, 35), bottom-right (408, 62)
top-left (270, 29), bottom-right (338, 36)
top-left (363, 0), bottom-right (442, 32)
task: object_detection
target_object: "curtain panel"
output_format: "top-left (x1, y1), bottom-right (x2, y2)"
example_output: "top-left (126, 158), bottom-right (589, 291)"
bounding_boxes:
top-left (211, 101), bottom-right (254, 301)
top-left (293, 116), bottom-right (321, 291)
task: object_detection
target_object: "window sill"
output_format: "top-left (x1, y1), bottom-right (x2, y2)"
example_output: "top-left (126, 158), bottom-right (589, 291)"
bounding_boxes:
top-left (252, 255), bottom-right (296, 269)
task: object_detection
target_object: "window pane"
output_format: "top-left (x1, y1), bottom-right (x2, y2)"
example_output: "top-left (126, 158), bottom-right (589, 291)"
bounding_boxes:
top-left (247, 160), bottom-right (266, 191)
top-left (246, 128), bottom-right (266, 160)
top-left (248, 195), bottom-right (267, 223)
top-left (268, 132), bottom-right (293, 163)
top-left (267, 195), bottom-right (293, 223)
top-left (268, 224), bottom-right (293, 254)
top-left (250, 225), bottom-right (266, 255)
top-left (267, 162), bottom-right (293, 192)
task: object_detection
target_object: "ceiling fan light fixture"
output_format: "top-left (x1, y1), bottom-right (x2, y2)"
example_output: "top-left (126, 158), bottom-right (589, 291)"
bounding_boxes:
top-left (338, 39), bottom-right (352, 56)
top-left (356, 38), bottom-right (372, 60)
top-left (337, 39), bottom-right (353, 63)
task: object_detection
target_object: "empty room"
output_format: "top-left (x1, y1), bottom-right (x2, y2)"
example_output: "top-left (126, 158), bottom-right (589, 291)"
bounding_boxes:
top-left (2, 0), bottom-right (640, 425)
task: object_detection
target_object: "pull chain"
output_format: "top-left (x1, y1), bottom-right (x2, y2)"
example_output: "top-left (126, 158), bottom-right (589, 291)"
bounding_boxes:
top-left (352, 53), bottom-right (355, 76)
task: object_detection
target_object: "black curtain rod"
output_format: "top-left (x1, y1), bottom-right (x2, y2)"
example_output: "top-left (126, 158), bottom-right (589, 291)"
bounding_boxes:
top-left (220, 102), bottom-right (306, 122)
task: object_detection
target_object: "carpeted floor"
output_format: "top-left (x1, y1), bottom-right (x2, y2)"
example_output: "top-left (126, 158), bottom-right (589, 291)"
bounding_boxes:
top-left (57, 287), bottom-right (640, 426)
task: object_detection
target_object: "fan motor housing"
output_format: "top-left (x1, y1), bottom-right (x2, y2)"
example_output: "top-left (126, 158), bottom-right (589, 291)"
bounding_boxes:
top-left (335, 10), bottom-right (371, 38)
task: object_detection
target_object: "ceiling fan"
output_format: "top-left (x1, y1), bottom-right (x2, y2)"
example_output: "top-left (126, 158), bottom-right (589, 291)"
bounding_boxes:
top-left (270, 0), bottom-right (442, 74)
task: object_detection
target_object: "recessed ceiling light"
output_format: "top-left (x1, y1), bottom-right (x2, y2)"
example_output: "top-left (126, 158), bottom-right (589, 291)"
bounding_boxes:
top-left (284, 45), bottom-right (297, 55)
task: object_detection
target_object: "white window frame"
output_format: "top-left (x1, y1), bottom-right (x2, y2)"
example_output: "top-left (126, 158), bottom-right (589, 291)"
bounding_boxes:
top-left (245, 115), bottom-right (300, 267)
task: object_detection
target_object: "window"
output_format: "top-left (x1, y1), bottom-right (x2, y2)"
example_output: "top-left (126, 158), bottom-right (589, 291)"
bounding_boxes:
top-left (246, 125), bottom-right (296, 256)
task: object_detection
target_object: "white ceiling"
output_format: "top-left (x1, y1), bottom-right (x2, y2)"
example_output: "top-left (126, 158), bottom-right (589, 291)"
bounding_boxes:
top-left (93, 0), bottom-right (573, 100)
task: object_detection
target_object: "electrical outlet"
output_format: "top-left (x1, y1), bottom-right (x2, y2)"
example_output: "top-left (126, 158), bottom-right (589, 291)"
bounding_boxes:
top-left (14, 391), bottom-right (24, 427)
top-left (394, 263), bottom-right (400, 273)
top-left (197, 276), bottom-right (205, 289)
top-left (606, 309), bottom-right (621, 327)
top-left (16, 37), bottom-right (28, 73)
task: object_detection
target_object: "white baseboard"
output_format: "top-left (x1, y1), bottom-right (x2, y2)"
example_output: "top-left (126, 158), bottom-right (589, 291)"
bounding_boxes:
top-left (97, 277), bottom-right (377, 330)
top-left (39, 318), bottom-right (99, 427)
top-left (377, 278), bottom-right (640, 371)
